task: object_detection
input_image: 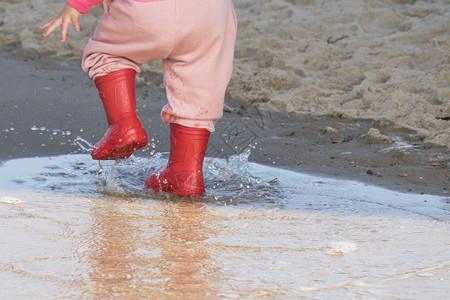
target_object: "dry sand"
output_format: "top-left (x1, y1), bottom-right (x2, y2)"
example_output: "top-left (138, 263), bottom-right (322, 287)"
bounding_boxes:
top-left (0, 0), bottom-right (449, 195)
top-left (1, 0), bottom-right (449, 147)
top-left (229, 0), bottom-right (450, 148)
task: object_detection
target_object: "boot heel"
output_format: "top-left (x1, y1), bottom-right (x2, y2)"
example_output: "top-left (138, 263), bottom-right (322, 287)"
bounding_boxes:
top-left (109, 127), bottom-right (148, 159)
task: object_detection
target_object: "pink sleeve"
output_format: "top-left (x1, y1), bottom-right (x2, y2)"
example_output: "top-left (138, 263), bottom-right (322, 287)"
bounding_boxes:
top-left (67, 0), bottom-right (103, 14)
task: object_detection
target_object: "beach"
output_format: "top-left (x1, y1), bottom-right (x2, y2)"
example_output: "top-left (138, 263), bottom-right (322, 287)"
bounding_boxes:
top-left (0, 0), bottom-right (449, 298)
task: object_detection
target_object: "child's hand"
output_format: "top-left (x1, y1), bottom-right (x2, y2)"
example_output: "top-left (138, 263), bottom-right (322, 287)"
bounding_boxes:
top-left (40, 3), bottom-right (81, 43)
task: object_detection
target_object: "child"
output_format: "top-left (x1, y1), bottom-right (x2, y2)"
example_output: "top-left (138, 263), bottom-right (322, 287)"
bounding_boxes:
top-left (40, 0), bottom-right (237, 196)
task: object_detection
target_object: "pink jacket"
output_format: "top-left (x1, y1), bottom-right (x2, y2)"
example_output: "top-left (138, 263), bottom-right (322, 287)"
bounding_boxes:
top-left (67, 0), bottom-right (161, 14)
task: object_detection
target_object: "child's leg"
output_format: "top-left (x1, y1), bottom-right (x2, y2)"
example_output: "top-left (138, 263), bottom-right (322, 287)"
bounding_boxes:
top-left (82, 0), bottom-right (178, 78)
top-left (146, 0), bottom-right (237, 196)
top-left (83, 0), bottom-right (236, 128)
top-left (82, 0), bottom-right (177, 159)
top-left (80, 0), bottom-right (236, 194)
top-left (160, 0), bottom-right (237, 132)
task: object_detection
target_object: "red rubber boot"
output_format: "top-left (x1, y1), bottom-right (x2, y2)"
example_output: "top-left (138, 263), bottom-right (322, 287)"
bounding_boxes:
top-left (145, 123), bottom-right (210, 197)
top-left (92, 69), bottom-right (147, 160)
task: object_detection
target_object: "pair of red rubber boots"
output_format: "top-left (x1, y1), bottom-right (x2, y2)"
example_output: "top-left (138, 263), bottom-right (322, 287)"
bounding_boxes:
top-left (93, 69), bottom-right (209, 197)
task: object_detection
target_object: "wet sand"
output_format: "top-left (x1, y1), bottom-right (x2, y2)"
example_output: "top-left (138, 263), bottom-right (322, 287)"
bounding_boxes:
top-left (0, 48), bottom-right (448, 196)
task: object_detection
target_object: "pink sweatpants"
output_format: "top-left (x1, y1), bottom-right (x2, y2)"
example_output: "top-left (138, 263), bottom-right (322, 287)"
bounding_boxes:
top-left (82, 0), bottom-right (237, 132)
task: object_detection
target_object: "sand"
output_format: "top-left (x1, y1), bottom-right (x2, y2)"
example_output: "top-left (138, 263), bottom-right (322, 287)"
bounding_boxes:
top-left (1, 0), bottom-right (449, 147)
top-left (0, 49), bottom-right (449, 196)
top-left (0, 0), bottom-right (449, 195)
top-left (229, 0), bottom-right (450, 148)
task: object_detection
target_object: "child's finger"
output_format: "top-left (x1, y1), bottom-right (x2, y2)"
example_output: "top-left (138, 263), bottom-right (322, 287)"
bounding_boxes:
top-left (71, 15), bottom-right (80, 32)
top-left (43, 28), bottom-right (55, 38)
top-left (42, 24), bottom-right (57, 38)
top-left (41, 19), bottom-right (62, 38)
top-left (39, 19), bottom-right (55, 30)
top-left (61, 21), bottom-right (69, 43)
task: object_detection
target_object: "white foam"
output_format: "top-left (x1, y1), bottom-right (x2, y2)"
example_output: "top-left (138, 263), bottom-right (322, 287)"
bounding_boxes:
top-left (0, 197), bottom-right (22, 205)
top-left (327, 241), bottom-right (359, 256)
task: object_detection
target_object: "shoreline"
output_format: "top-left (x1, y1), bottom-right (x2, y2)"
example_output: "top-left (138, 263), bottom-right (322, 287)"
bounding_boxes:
top-left (0, 48), bottom-right (449, 197)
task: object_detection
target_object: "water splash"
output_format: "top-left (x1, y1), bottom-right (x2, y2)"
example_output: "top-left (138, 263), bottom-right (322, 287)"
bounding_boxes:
top-left (0, 151), bottom-right (448, 218)
top-left (203, 148), bottom-right (283, 206)
top-left (205, 148), bottom-right (252, 182)
top-left (96, 161), bottom-right (126, 196)
top-left (0, 148), bottom-right (283, 206)
top-left (72, 136), bottom-right (94, 152)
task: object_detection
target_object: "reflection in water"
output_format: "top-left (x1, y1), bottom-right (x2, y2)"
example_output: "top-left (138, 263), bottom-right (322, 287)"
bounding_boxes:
top-left (85, 200), bottom-right (144, 298)
top-left (156, 202), bottom-right (221, 298)
top-left (83, 199), bottom-right (221, 299)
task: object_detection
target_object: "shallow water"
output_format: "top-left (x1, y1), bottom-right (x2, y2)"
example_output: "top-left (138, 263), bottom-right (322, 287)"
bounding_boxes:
top-left (0, 152), bottom-right (449, 299)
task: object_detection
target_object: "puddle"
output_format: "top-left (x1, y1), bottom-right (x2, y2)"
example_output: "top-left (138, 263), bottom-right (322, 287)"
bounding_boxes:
top-left (0, 152), bottom-right (449, 299)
